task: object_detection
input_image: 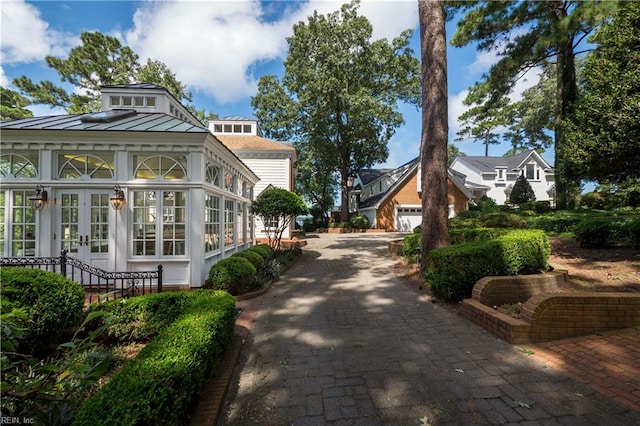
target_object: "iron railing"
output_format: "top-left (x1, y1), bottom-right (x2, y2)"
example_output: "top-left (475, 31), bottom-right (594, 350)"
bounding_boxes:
top-left (0, 250), bottom-right (162, 304)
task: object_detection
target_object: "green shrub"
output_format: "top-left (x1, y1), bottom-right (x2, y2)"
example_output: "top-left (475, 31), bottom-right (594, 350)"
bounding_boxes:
top-left (481, 213), bottom-right (528, 229)
top-left (628, 217), bottom-right (640, 248)
top-left (0, 267), bottom-right (85, 352)
top-left (207, 257), bottom-right (257, 295)
top-left (425, 230), bottom-right (550, 302)
top-left (349, 214), bottom-right (370, 229)
top-left (98, 292), bottom-right (192, 342)
top-left (73, 291), bottom-right (235, 426)
top-left (402, 233), bottom-right (421, 255)
top-left (520, 201), bottom-right (553, 214)
top-left (523, 213), bottom-right (584, 235)
top-left (449, 228), bottom-right (509, 245)
top-left (250, 243), bottom-right (274, 260)
top-left (412, 225), bottom-right (422, 234)
top-left (573, 218), bottom-right (613, 248)
top-left (302, 218), bottom-right (315, 232)
top-left (232, 249), bottom-right (264, 268)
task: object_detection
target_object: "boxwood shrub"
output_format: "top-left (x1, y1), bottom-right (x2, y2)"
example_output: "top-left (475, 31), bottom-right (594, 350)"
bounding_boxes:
top-left (449, 228), bottom-right (509, 245)
top-left (250, 243), bottom-right (274, 260)
top-left (0, 267), bottom-right (84, 352)
top-left (207, 257), bottom-right (257, 295)
top-left (232, 249), bottom-right (264, 268)
top-left (425, 230), bottom-right (550, 302)
top-left (72, 290), bottom-right (235, 426)
top-left (98, 292), bottom-right (192, 342)
top-left (349, 214), bottom-right (370, 229)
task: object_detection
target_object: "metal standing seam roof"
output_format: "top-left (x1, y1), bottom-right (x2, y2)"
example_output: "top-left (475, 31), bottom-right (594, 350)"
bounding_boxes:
top-left (0, 112), bottom-right (209, 133)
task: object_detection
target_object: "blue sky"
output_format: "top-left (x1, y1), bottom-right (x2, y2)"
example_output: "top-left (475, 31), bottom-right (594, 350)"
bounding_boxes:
top-left (1, 0), bottom-right (545, 169)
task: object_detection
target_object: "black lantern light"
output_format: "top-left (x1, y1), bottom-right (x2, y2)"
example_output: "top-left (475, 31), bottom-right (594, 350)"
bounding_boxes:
top-left (110, 185), bottom-right (126, 210)
top-left (30, 185), bottom-right (48, 210)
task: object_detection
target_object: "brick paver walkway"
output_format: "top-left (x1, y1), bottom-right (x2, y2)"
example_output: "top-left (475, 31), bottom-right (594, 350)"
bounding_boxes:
top-left (219, 233), bottom-right (640, 425)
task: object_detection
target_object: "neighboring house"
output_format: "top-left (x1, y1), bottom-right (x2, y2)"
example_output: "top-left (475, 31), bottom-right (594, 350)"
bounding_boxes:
top-left (210, 117), bottom-right (297, 240)
top-left (0, 83), bottom-right (258, 290)
top-left (450, 150), bottom-right (555, 206)
top-left (349, 157), bottom-right (473, 232)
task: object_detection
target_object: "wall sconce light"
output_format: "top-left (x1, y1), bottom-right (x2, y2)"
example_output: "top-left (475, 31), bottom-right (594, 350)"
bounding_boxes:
top-left (30, 185), bottom-right (48, 210)
top-left (110, 185), bottom-right (126, 210)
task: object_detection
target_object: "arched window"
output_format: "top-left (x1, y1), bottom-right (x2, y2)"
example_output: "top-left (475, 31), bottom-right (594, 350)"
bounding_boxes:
top-left (206, 163), bottom-right (220, 186)
top-left (0, 154), bottom-right (38, 178)
top-left (134, 155), bottom-right (187, 180)
top-left (58, 154), bottom-right (114, 179)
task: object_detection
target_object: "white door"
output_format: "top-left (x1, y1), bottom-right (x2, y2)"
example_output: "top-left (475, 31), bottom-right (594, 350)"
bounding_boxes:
top-left (57, 189), bottom-right (110, 270)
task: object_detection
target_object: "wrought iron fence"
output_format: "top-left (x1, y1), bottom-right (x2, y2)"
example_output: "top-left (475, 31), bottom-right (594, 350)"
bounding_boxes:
top-left (0, 250), bottom-right (162, 304)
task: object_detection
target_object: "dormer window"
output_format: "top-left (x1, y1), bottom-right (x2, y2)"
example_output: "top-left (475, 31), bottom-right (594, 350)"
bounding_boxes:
top-left (525, 163), bottom-right (535, 180)
top-left (497, 169), bottom-right (504, 181)
top-left (243, 124), bottom-right (251, 133)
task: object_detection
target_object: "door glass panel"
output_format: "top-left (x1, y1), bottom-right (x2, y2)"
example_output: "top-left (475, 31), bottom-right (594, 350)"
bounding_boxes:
top-left (90, 194), bottom-right (109, 253)
top-left (60, 193), bottom-right (80, 254)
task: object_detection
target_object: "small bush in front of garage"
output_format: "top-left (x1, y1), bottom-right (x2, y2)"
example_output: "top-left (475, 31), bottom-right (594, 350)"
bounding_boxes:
top-left (425, 230), bottom-right (550, 302)
top-left (350, 214), bottom-right (370, 229)
top-left (402, 233), bottom-right (421, 256)
top-left (72, 290), bottom-right (236, 426)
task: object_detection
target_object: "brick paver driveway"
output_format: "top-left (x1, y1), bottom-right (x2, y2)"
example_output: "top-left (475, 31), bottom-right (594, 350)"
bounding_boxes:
top-left (220, 232), bottom-right (640, 425)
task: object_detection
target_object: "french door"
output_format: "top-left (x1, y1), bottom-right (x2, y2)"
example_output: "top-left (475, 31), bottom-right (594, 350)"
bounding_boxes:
top-left (57, 189), bottom-right (111, 270)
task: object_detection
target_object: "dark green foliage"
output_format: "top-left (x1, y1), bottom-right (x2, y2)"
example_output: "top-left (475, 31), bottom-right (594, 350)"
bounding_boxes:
top-left (232, 249), bottom-right (264, 268)
top-left (573, 218), bottom-right (614, 248)
top-left (480, 213), bottom-right (528, 229)
top-left (425, 230), bottom-right (550, 302)
top-left (449, 228), bottom-right (510, 245)
top-left (302, 218), bottom-right (315, 232)
top-left (250, 243), bottom-right (274, 260)
top-left (628, 217), bottom-right (640, 249)
top-left (98, 292), bottom-right (192, 342)
top-left (402, 233), bottom-right (422, 256)
top-left (470, 195), bottom-right (499, 212)
top-left (412, 225), bottom-right (422, 234)
top-left (509, 175), bottom-right (536, 205)
top-left (72, 291), bottom-right (235, 426)
top-left (207, 257), bottom-right (257, 295)
top-left (0, 267), bottom-right (84, 352)
top-left (520, 201), bottom-right (552, 214)
top-left (349, 214), bottom-right (370, 229)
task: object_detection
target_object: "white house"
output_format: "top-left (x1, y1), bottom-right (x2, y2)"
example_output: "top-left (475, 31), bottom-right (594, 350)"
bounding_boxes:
top-left (209, 117), bottom-right (297, 240)
top-left (450, 150), bottom-right (556, 206)
top-left (0, 83), bottom-right (258, 290)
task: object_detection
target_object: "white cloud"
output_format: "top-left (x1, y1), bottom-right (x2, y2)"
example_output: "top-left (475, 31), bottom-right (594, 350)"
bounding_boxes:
top-left (0, 66), bottom-right (8, 87)
top-left (124, 0), bottom-right (419, 104)
top-left (448, 88), bottom-right (469, 137)
top-left (0, 0), bottom-right (50, 63)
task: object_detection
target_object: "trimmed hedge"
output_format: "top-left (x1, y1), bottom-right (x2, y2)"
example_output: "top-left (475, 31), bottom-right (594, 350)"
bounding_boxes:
top-left (72, 290), bottom-right (236, 426)
top-left (98, 292), bottom-right (192, 342)
top-left (449, 228), bottom-right (509, 245)
top-left (250, 243), bottom-right (274, 260)
top-left (232, 249), bottom-right (264, 268)
top-left (349, 214), bottom-right (370, 229)
top-left (207, 257), bottom-right (257, 295)
top-left (402, 233), bottom-right (421, 255)
top-left (425, 230), bottom-right (550, 302)
top-left (0, 267), bottom-right (84, 352)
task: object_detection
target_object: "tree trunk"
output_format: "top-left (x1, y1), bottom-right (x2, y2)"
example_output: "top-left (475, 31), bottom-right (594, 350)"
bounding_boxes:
top-left (419, 0), bottom-right (450, 274)
top-left (552, 2), bottom-right (580, 210)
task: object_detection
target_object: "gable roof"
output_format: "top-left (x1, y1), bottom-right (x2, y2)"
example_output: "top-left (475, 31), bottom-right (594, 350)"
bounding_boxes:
top-left (215, 134), bottom-right (295, 152)
top-left (454, 150), bottom-right (553, 173)
top-left (358, 158), bottom-right (419, 209)
top-left (1, 111), bottom-right (208, 133)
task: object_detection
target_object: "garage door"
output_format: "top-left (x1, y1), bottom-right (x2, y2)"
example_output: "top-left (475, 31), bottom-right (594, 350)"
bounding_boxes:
top-left (395, 207), bottom-right (422, 232)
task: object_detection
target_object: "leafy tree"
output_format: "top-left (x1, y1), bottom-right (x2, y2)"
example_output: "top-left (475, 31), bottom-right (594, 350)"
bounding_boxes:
top-left (563, 1), bottom-right (640, 184)
top-left (455, 94), bottom-right (510, 156)
top-left (509, 175), bottom-right (536, 205)
top-left (503, 64), bottom-right (556, 155)
top-left (250, 187), bottom-right (309, 250)
top-left (12, 31), bottom-right (214, 123)
top-left (252, 0), bottom-right (421, 222)
top-left (419, 0), bottom-right (450, 272)
top-left (447, 144), bottom-right (466, 167)
top-left (0, 87), bottom-right (33, 120)
top-left (295, 144), bottom-right (338, 226)
top-left (448, 0), bottom-right (619, 209)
